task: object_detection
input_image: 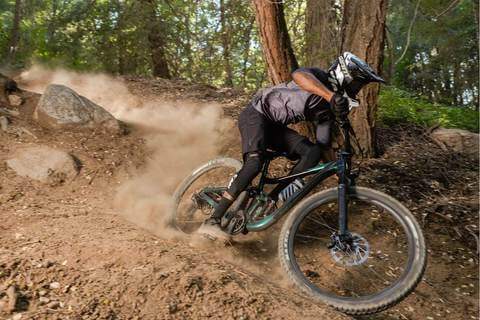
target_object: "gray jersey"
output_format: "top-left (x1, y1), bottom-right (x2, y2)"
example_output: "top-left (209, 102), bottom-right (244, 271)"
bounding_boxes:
top-left (252, 67), bottom-right (332, 125)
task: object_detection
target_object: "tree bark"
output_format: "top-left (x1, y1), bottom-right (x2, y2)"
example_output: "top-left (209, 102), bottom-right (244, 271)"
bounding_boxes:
top-left (115, 0), bottom-right (127, 75)
top-left (241, 17), bottom-right (255, 88)
top-left (6, 0), bottom-right (22, 63)
top-left (341, 0), bottom-right (388, 157)
top-left (251, 0), bottom-right (298, 85)
top-left (384, 27), bottom-right (395, 82)
top-left (474, 0), bottom-right (479, 110)
top-left (305, 0), bottom-right (340, 69)
top-left (220, 0), bottom-right (234, 87)
top-left (183, 12), bottom-right (193, 79)
top-left (144, 0), bottom-right (171, 79)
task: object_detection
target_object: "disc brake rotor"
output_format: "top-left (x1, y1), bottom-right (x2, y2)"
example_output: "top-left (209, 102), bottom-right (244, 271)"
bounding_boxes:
top-left (330, 232), bottom-right (370, 266)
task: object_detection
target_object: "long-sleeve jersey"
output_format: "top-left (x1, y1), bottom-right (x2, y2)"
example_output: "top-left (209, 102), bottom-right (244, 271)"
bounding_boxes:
top-left (252, 67), bottom-right (333, 125)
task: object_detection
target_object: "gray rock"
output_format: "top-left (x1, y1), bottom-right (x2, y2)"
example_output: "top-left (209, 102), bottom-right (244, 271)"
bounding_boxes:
top-left (46, 301), bottom-right (60, 309)
top-left (6, 145), bottom-right (79, 183)
top-left (12, 313), bottom-right (22, 320)
top-left (8, 95), bottom-right (22, 106)
top-left (34, 84), bottom-right (120, 132)
top-left (0, 116), bottom-right (8, 131)
top-left (431, 128), bottom-right (479, 157)
top-left (49, 282), bottom-right (60, 289)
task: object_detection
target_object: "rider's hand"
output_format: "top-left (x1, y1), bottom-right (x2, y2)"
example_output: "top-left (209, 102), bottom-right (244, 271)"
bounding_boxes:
top-left (329, 93), bottom-right (349, 117)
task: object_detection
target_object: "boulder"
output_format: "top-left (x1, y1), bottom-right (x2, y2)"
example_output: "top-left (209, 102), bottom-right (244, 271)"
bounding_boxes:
top-left (34, 84), bottom-right (120, 132)
top-left (431, 128), bottom-right (479, 156)
top-left (6, 145), bottom-right (79, 183)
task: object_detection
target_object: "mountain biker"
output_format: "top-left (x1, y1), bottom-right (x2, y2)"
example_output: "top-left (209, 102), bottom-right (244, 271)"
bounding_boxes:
top-left (198, 52), bottom-right (385, 240)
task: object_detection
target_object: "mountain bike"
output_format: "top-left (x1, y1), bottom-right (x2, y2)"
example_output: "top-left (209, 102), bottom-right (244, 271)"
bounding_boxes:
top-left (169, 105), bottom-right (427, 315)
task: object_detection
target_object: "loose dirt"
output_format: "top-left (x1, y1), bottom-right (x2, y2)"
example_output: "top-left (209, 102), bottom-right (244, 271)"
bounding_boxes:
top-left (0, 73), bottom-right (478, 320)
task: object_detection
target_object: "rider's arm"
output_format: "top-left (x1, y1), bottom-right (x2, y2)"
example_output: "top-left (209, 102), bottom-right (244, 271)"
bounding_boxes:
top-left (292, 68), bottom-right (334, 101)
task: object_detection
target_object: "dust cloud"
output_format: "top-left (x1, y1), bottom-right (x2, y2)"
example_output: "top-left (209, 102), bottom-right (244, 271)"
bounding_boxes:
top-left (18, 64), bottom-right (234, 238)
top-left (114, 102), bottom-right (232, 238)
top-left (18, 64), bottom-right (141, 115)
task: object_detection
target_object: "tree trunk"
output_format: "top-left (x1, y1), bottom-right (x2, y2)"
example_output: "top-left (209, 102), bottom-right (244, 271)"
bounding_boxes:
top-left (341, 0), bottom-right (388, 157)
top-left (144, 0), bottom-right (170, 79)
top-left (474, 0), bottom-right (479, 110)
top-left (6, 0), bottom-right (22, 64)
top-left (220, 0), bottom-right (234, 87)
top-left (305, 0), bottom-right (340, 69)
top-left (115, 0), bottom-right (126, 75)
top-left (251, 0), bottom-right (298, 85)
top-left (241, 17), bottom-right (255, 88)
top-left (384, 28), bottom-right (395, 82)
top-left (184, 12), bottom-right (193, 79)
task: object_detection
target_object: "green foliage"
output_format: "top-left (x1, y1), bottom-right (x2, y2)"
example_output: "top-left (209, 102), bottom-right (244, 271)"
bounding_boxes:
top-left (378, 87), bottom-right (479, 132)
top-left (0, 0), bottom-right (477, 110)
top-left (386, 0), bottom-right (478, 108)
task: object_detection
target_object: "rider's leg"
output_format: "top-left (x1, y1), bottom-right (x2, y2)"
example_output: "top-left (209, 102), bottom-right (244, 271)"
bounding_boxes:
top-left (289, 140), bottom-right (323, 174)
top-left (268, 120), bottom-right (332, 199)
top-left (207, 104), bottom-right (268, 223)
top-left (210, 151), bottom-right (264, 220)
top-left (269, 140), bottom-right (322, 199)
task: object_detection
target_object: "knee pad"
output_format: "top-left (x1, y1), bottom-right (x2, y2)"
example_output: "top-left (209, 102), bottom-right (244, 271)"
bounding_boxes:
top-left (228, 152), bottom-right (264, 197)
top-left (243, 152), bottom-right (264, 172)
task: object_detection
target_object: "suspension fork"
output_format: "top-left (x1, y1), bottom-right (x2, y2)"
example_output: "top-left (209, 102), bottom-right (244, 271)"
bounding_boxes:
top-left (337, 151), bottom-right (351, 237)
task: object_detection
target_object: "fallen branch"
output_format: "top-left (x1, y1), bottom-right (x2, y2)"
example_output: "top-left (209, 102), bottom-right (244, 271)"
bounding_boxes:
top-left (6, 285), bottom-right (17, 313)
top-left (0, 107), bottom-right (19, 117)
top-left (394, 0), bottom-right (421, 66)
top-left (464, 225), bottom-right (479, 254)
top-left (19, 127), bottom-right (38, 139)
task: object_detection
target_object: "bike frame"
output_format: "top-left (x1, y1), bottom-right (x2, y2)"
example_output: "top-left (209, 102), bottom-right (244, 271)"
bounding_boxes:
top-left (197, 116), bottom-right (354, 236)
top-left (246, 118), bottom-right (353, 235)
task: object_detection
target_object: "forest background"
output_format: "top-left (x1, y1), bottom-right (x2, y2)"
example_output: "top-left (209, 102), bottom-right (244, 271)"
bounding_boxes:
top-left (0, 0), bottom-right (478, 152)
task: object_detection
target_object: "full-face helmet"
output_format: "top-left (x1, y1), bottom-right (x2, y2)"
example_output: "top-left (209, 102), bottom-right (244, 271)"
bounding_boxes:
top-left (328, 52), bottom-right (385, 98)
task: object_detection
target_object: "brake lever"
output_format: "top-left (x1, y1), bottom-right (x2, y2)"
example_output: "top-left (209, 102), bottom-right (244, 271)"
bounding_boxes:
top-left (347, 97), bottom-right (359, 110)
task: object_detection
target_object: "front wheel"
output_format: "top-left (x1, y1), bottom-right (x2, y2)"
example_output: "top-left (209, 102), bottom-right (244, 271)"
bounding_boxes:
top-left (278, 186), bottom-right (426, 315)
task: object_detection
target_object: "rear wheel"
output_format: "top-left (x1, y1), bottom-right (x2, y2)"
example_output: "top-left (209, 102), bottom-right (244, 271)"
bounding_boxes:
top-left (278, 186), bottom-right (426, 315)
top-left (169, 158), bottom-right (242, 234)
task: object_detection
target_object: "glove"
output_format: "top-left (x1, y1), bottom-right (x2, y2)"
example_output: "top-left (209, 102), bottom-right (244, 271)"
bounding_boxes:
top-left (329, 93), bottom-right (349, 116)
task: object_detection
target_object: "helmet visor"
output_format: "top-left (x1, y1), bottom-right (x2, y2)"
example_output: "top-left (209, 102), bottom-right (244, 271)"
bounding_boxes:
top-left (349, 55), bottom-right (386, 84)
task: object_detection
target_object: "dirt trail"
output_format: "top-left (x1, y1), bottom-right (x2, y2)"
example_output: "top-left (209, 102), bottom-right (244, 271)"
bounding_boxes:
top-left (1, 75), bottom-right (347, 320)
top-left (1, 74), bottom-right (478, 320)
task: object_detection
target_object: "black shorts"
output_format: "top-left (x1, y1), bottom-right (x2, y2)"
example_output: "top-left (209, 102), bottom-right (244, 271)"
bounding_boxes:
top-left (238, 105), bottom-right (307, 158)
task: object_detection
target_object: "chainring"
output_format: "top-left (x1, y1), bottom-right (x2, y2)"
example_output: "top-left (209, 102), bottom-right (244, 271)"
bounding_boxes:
top-left (221, 210), bottom-right (246, 235)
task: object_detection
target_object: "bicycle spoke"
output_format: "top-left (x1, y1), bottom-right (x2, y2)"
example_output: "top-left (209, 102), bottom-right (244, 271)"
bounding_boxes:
top-left (306, 215), bottom-right (337, 232)
top-left (296, 233), bottom-right (328, 241)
